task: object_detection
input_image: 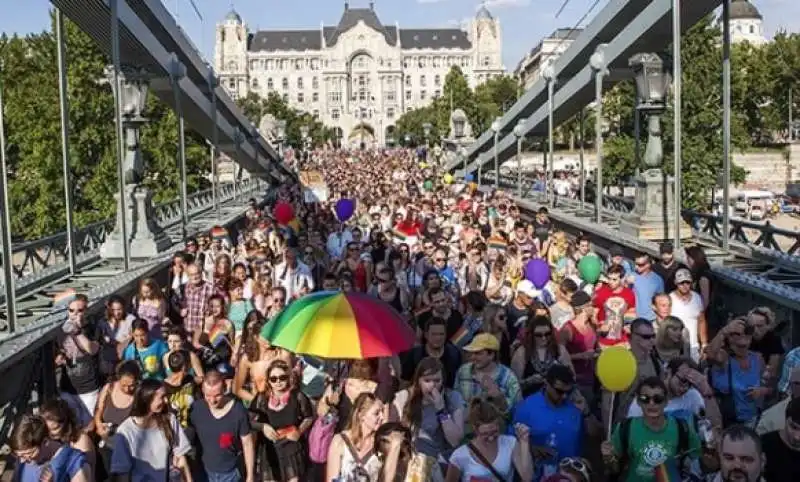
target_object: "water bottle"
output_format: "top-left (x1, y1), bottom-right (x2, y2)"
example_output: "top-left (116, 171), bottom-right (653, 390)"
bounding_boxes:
top-left (542, 432), bottom-right (559, 477)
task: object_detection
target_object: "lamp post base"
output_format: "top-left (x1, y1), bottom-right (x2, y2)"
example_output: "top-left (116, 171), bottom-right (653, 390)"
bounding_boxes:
top-left (619, 169), bottom-right (691, 241)
top-left (100, 185), bottom-right (172, 260)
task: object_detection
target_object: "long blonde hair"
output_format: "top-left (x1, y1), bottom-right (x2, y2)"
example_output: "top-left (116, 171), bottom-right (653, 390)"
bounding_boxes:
top-left (345, 392), bottom-right (381, 447)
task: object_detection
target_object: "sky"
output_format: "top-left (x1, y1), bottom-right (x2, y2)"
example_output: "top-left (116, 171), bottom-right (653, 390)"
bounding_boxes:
top-left (1, 0), bottom-right (799, 72)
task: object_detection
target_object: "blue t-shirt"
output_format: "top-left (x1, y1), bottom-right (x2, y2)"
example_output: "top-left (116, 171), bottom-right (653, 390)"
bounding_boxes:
top-left (632, 271), bottom-right (665, 320)
top-left (511, 391), bottom-right (583, 477)
top-left (17, 446), bottom-right (86, 482)
top-left (123, 339), bottom-right (169, 380)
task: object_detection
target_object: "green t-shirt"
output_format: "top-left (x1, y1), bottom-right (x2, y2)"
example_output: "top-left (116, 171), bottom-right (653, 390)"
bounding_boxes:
top-left (611, 417), bottom-right (701, 482)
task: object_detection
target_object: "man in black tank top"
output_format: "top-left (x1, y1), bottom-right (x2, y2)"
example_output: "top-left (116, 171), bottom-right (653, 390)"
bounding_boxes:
top-left (400, 317), bottom-right (461, 388)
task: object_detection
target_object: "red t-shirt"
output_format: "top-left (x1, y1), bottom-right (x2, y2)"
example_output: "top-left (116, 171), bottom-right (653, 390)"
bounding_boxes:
top-left (593, 284), bottom-right (636, 347)
top-left (394, 220), bottom-right (422, 237)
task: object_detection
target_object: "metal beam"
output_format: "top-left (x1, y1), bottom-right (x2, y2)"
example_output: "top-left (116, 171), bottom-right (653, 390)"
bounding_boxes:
top-left (458, 0), bottom-right (721, 173)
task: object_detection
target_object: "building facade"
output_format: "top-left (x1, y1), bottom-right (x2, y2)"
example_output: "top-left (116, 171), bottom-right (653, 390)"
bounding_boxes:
top-left (728, 0), bottom-right (766, 45)
top-left (514, 28), bottom-right (582, 91)
top-left (214, 2), bottom-right (504, 147)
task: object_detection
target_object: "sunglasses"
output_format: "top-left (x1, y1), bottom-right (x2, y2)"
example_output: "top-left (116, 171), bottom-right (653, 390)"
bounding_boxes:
top-left (638, 393), bottom-right (666, 405)
top-left (269, 374), bottom-right (289, 383)
top-left (435, 258), bottom-right (445, 262)
top-left (634, 332), bottom-right (656, 340)
top-left (551, 384), bottom-right (574, 396)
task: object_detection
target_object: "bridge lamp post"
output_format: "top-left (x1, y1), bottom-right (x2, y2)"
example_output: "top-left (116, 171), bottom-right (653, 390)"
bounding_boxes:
top-left (101, 66), bottom-right (171, 261)
top-left (276, 119), bottom-right (287, 165)
top-left (490, 118), bottom-right (501, 189)
top-left (542, 64), bottom-right (555, 204)
top-left (621, 53), bottom-right (688, 241)
top-left (590, 45), bottom-right (608, 224)
top-left (300, 125), bottom-right (310, 162)
top-left (422, 122), bottom-right (432, 151)
top-left (459, 146), bottom-right (468, 178)
top-left (513, 119), bottom-right (526, 197)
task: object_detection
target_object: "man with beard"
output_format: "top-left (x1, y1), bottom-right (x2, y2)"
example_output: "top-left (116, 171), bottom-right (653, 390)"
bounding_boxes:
top-left (712, 425), bottom-right (765, 482)
top-left (761, 398), bottom-right (800, 481)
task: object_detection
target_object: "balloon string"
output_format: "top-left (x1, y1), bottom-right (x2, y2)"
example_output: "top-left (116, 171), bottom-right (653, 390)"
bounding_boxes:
top-left (606, 392), bottom-right (616, 441)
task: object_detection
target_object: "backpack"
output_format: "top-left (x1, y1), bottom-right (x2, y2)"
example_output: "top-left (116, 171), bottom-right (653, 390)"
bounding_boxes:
top-left (616, 416), bottom-right (690, 480)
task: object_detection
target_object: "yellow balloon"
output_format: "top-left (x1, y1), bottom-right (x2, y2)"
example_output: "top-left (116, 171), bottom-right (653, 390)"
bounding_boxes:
top-left (443, 174), bottom-right (454, 184)
top-left (419, 162), bottom-right (429, 169)
top-left (596, 346), bottom-right (637, 392)
top-left (288, 218), bottom-right (301, 232)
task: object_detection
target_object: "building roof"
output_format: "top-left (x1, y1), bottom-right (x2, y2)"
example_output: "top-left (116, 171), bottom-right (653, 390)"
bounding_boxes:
top-left (326, 7), bottom-right (397, 46)
top-left (476, 5), bottom-right (493, 20)
top-left (399, 29), bottom-right (471, 49)
top-left (730, 0), bottom-right (763, 20)
top-left (514, 27), bottom-right (584, 74)
top-left (249, 30), bottom-right (322, 52)
top-left (225, 9), bottom-right (242, 23)
top-left (245, 6), bottom-right (473, 52)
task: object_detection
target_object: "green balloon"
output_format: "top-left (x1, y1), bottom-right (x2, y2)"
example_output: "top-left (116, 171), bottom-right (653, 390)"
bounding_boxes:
top-left (578, 255), bottom-right (603, 284)
top-left (423, 180), bottom-right (434, 191)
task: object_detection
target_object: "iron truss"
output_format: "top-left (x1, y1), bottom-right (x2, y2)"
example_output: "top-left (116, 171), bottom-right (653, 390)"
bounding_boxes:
top-left (0, 179), bottom-right (265, 337)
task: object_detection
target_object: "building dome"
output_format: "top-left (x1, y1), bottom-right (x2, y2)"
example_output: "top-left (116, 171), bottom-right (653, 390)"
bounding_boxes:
top-left (476, 5), bottom-right (493, 20)
top-left (730, 0), bottom-right (763, 20)
top-left (225, 9), bottom-right (242, 23)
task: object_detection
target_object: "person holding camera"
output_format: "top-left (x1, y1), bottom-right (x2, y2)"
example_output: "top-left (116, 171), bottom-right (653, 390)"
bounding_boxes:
top-left (57, 294), bottom-right (103, 420)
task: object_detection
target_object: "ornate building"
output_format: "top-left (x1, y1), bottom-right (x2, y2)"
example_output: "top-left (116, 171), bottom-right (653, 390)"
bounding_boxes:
top-left (514, 28), bottom-right (583, 90)
top-left (214, 2), bottom-right (504, 146)
top-left (729, 0), bottom-right (766, 45)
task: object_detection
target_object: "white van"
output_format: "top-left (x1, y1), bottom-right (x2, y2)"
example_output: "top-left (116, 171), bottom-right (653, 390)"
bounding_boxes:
top-left (734, 190), bottom-right (774, 220)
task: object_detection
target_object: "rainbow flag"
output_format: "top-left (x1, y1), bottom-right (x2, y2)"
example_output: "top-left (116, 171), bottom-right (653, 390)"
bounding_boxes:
top-left (208, 324), bottom-right (229, 348)
top-left (391, 227), bottom-right (408, 242)
top-left (653, 459), bottom-right (681, 482)
top-left (210, 226), bottom-right (228, 240)
top-left (488, 237), bottom-right (507, 252)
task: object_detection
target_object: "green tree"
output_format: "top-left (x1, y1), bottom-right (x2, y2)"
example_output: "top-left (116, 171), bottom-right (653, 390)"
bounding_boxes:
top-left (660, 16), bottom-right (749, 209)
top-left (236, 91), bottom-right (333, 148)
top-left (1, 15), bottom-right (213, 240)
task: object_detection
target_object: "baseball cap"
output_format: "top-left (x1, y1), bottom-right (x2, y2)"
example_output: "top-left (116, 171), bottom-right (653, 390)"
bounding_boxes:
top-left (463, 333), bottom-right (500, 352)
top-left (675, 268), bottom-right (693, 284)
top-left (570, 291), bottom-right (592, 308)
top-left (516, 279), bottom-right (541, 299)
top-left (659, 242), bottom-right (674, 255)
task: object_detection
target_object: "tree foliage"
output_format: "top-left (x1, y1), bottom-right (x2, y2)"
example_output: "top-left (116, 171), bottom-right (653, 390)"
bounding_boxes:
top-left (1, 16), bottom-right (213, 240)
top-left (236, 91), bottom-right (335, 148)
top-left (394, 67), bottom-right (521, 145)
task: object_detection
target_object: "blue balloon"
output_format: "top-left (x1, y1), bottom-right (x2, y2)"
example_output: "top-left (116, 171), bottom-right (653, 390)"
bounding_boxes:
top-left (464, 173), bottom-right (475, 182)
top-left (335, 199), bottom-right (355, 222)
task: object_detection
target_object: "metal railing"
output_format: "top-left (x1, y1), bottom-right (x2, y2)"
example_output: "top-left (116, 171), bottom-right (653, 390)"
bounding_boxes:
top-left (489, 171), bottom-right (800, 258)
top-left (1, 179), bottom-right (265, 300)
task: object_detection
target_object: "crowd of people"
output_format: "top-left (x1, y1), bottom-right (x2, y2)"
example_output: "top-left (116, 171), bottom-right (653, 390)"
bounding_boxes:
top-left (10, 147), bottom-right (800, 482)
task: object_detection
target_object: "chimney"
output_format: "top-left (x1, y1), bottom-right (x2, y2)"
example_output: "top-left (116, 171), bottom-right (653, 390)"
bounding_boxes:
top-left (344, 1), bottom-right (349, 10)
top-left (370, 1), bottom-right (375, 10)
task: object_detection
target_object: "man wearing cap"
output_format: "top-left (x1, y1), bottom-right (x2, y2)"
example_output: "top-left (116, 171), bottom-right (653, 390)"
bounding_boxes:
top-left (653, 242), bottom-right (687, 293)
top-left (456, 333), bottom-right (521, 413)
top-left (669, 268), bottom-right (707, 361)
top-left (507, 280), bottom-right (539, 341)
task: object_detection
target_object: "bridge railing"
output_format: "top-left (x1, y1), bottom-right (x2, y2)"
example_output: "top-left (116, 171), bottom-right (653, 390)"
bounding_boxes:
top-left (2, 179), bottom-right (265, 301)
top-left (488, 172), bottom-right (800, 258)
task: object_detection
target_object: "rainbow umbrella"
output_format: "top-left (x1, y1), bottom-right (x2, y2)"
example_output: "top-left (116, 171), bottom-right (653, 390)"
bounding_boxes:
top-left (260, 291), bottom-right (415, 359)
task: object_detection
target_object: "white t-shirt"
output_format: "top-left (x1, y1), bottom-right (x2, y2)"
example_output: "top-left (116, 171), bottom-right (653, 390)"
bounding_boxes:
top-left (627, 388), bottom-right (706, 420)
top-left (449, 435), bottom-right (517, 482)
top-left (669, 291), bottom-right (704, 359)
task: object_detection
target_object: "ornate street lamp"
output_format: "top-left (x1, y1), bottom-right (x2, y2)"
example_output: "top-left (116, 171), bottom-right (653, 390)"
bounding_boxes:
top-left (621, 53), bottom-right (687, 240)
top-left (276, 119), bottom-right (287, 157)
top-left (100, 65), bottom-right (170, 260)
top-left (422, 122), bottom-right (432, 147)
top-left (631, 53), bottom-right (671, 169)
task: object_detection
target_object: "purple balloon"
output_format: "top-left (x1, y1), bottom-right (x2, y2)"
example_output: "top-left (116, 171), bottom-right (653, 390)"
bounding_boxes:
top-left (335, 199), bottom-right (355, 222)
top-left (525, 259), bottom-right (551, 289)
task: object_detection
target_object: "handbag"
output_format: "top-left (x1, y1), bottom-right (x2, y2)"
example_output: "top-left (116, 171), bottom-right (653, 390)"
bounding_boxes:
top-left (308, 409), bottom-right (338, 463)
top-left (467, 442), bottom-right (508, 482)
